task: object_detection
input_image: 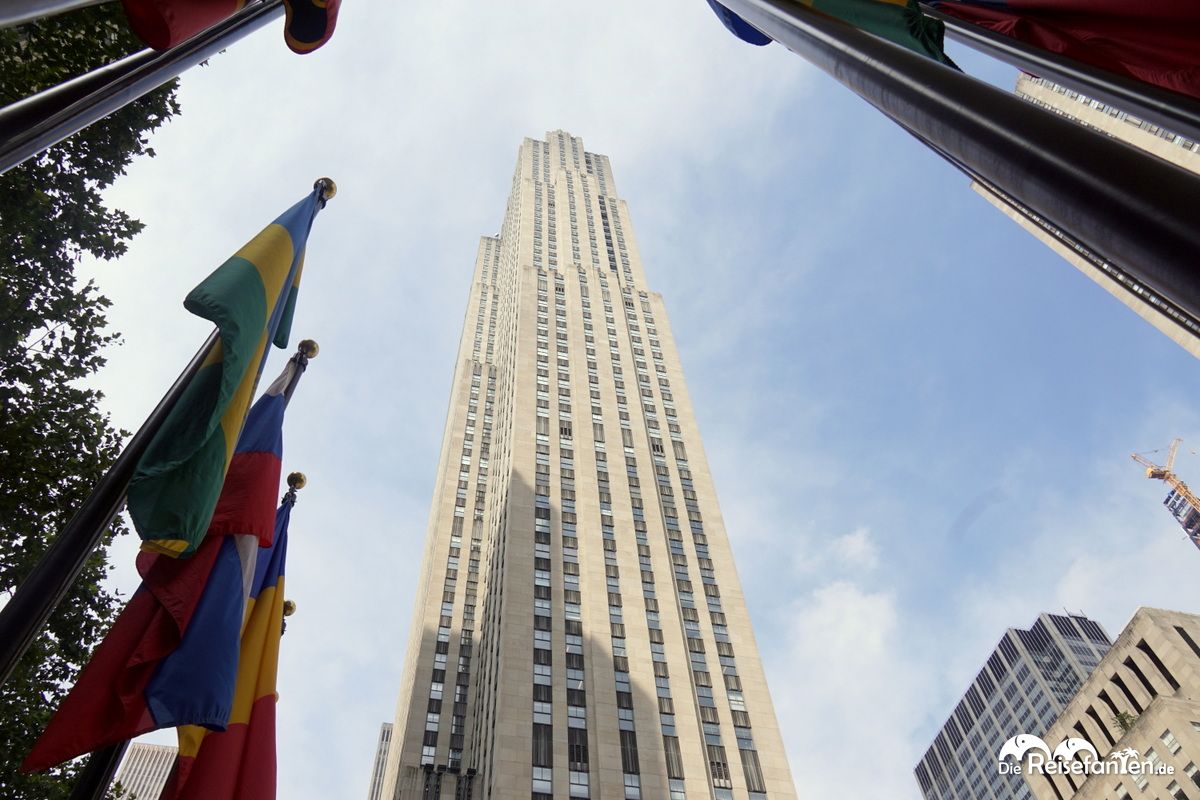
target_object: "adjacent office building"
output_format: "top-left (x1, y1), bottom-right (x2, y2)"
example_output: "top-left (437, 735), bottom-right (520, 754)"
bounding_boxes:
top-left (974, 73), bottom-right (1200, 359)
top-left (369, 723), bottom-right (393, 800)
top-left (380, 132), bottom-right (796, 799)
top-left (114, 742), bottom-right (177, 800)
top-left (914, 613), bottom-right (1112, 800)
top-left (1026, 608), bottom-right (1200, 800)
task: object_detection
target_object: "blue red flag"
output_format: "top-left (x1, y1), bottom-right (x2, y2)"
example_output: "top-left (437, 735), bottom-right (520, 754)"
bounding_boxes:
top-left (22, 358), bottom-right (296, 773)
top-left (160, 501), bottom-right (292, 799)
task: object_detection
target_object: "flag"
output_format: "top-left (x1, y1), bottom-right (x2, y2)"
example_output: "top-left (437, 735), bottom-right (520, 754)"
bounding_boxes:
top-left (127, 187), bottom-right (322, 559)
top-left (121, 0), bottom-right (340, 53)
top-left (706, 0), bottom-right (773, 45)
top-left (160, 501), bottom-right (292, 800)
top-left (707, 0), bottom-right (951, 62)
top-left (282, 0), bottom-right (341, 54)
top-left (22, 362), bottom-right (295, 774)
top-left (932, 0), bottom-right (1200, 101)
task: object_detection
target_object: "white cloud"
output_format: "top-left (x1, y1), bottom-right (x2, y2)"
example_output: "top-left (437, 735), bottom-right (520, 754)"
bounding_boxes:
top-left (830, 526), bottom-right (879, 571)
top-left (770, 581), bottom-right (934, 798)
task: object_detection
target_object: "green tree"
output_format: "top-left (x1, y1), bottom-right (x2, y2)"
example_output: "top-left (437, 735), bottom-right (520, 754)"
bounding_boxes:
top-left (0, 5), bottom-right (179, 798)
top-left (1112, 710), bottom-right (1138, 734)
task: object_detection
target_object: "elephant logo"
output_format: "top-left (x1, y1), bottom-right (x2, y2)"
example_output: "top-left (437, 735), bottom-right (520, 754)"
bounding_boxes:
top-left (998, 735), bottom-right (1052, 763)
top-left (1053, 737), bottom-right (1100, 762)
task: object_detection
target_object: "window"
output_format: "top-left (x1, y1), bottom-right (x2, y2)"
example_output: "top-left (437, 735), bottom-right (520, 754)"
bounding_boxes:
top-left (707, 744), bottom-right (733, 788)
top-left (741, 749), bottom-right (767, 793)
top-left (620, 729), bottom-right (640, 774)
top-left (663, 736), bottom-right (684, 779)
top-left (568, 727), bottom-right (589, 771)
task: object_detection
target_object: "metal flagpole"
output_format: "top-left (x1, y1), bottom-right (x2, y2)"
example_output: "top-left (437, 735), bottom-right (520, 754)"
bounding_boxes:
top-left (0, 0), bottom-right (107, 30)
top-left (717, 0), bottom-right (1200, 321)
top-left (68, 343), bottom-right (317, 800)
top-left (920, 4), bottom-right (1200, 144)
top-left (889, 112), bottom-right (1200, 339)
top-left (68, 743), bottom-right (127, 800)
top-left (0, 329), bottom-right (220, 688)
top-left (0, 0), bottom-right (285, 175)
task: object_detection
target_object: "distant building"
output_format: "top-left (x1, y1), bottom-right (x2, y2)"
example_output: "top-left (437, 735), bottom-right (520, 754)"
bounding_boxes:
top-left (1026, 608), bottom-right (1200, 800)
top-left (367, 723), bottom-right (392, 800)
top-left (975, 73), bottom-right (1200, 359)
top-left (115, 742), bottom-right (177, 800)
top-left (914, 613), bottom-right (1112, 800)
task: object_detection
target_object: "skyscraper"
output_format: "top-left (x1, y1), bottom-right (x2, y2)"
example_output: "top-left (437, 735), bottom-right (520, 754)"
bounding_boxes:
top-left (1026, 608), bottom-right (1200, 800)
top-left (914, 612), bottom-right (1112, 800)
top-left (380, 131), bottom-right (796, 800)
top-left (369, 723), bottom-right (394, 800)
top-left (114, 742), bottom-right (177, 800)
top-left (974, 74), bottom-right (1200, 359)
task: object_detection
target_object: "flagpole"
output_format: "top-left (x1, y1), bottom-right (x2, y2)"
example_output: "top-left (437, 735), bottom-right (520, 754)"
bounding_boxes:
top-left (0, 330), bottom-right (219, 688)
top-left (920, 4), bottom-right (1200, 144)
top-left (0, 0), bottom-right (285, 175)
top-left (67, 743), bottom-right (127, 800)
top-left (717, 0), bottom-right (1200, 320)
top-left (0, 0), bottom-right (107, 29)
top-left (284, 340), bottom-right (320, 406)
top-left (888, 111), bottom-right (1200, 340)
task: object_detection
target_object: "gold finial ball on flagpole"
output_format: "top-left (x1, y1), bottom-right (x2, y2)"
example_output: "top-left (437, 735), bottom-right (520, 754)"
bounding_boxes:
top-left (287, 472), bottom-right (307, 490)
top-left (298, 339), bottom-right (319, 359)
top-left (283, 600), bottom-right (297, 617)
top-left (314, 177), bottom-right (337, 201)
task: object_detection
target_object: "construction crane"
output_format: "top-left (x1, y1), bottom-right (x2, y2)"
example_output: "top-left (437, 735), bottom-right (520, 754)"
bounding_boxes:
top-left (1132, 438), bottom-right (1200, 552)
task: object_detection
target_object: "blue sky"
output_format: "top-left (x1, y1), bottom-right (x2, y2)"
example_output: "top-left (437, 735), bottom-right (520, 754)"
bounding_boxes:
top-left (76, 2), bottom-right (1200, 797)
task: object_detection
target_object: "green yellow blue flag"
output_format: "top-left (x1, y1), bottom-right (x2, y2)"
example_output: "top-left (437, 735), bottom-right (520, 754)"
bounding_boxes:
top-left (127, 185), bottom-right (327, 557)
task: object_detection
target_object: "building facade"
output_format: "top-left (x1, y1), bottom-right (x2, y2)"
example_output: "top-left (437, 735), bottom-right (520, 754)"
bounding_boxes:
top-left (1025, 608), bottom-right (1200, 800)
top-left (381, 131), bottom-right (796, 800)
top-left (974, 73), bottom-right (1200, 359)
top-left (369, 723), bottom-right (394, 800)
top-left (114, 742), bottom-right (177, 800)
top-left (914, 613), bottom-right (1112, 800)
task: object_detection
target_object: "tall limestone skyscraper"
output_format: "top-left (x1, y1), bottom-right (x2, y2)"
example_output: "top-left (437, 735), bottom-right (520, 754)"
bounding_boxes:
top-left (381, 131), bottom-right (797, 800)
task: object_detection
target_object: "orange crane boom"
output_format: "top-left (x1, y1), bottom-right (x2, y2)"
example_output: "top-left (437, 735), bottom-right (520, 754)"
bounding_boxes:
top-left (1132, 438), bottom-right (1200, 551)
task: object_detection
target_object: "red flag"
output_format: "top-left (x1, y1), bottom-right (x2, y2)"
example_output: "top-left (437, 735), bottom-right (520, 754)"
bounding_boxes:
top-left (20, 542), bottom-right (228, 772)
top-left (935, 1), bottom-right (1200, 101)
top-left (120, 0), bottom-right (339, 53)
top-left (121, 0), bottom-right (239, 49)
